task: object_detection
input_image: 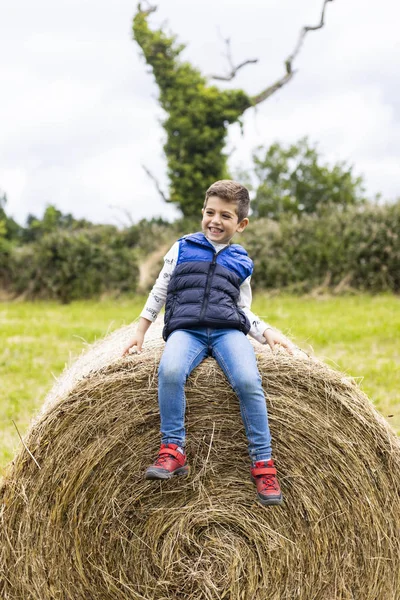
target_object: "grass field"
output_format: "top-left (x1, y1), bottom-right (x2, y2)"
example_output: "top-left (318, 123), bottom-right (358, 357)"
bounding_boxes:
top-left (1, 294), bottom-right (399, 475)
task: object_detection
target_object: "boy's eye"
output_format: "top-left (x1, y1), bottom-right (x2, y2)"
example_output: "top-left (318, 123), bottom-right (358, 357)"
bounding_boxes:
top-left (205, 210), bottom-right (232, 219)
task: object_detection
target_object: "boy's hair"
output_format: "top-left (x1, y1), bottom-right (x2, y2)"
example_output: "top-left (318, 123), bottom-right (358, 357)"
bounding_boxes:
top-left (204, 180), bottom-right (250, 222)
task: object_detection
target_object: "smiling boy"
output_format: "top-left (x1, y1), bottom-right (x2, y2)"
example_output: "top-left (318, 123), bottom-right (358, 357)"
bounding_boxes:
top-left (123, 180), bottom-right (293, 506)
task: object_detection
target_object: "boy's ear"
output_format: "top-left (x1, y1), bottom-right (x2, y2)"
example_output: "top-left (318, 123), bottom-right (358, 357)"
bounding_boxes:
top-left (236, 217), bottom-right (249, 233)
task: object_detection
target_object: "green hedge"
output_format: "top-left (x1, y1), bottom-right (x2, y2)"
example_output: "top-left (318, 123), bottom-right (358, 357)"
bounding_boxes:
top-left (7, 228), bottom-right (139, 303)
top-left (2, 202), bottom-right (399, 300)
top-left (242, 201), bottom-right (400, 292)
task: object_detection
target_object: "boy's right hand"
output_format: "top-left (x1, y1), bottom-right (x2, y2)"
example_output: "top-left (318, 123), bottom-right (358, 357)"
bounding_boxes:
top-left (122, 332), bottom-right (145, 356)
top-left (122, 317), bottom-right (152, 356)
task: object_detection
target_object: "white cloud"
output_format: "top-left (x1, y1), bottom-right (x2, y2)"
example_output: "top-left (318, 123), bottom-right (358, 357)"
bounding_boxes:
top-left (1, 0), bottom-right (399, 225)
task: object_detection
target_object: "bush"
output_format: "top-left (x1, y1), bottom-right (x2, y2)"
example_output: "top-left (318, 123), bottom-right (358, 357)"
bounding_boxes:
top-left (242, 201), bottom-right (400, 292)
top-left (8, 228), bottom-right (139, 303)
top-left (124, 217), bottom-right (190, 255)
top-left (0, 238), bottom-right (12, 288)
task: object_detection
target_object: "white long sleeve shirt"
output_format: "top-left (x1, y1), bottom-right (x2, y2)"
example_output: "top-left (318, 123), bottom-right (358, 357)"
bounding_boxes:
top-left (140, 239), bottom-right (271, 344)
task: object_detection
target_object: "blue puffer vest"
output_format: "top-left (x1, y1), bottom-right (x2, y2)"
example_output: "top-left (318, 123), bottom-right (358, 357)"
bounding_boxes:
top-left (163, 232), bottom-right (253, 340)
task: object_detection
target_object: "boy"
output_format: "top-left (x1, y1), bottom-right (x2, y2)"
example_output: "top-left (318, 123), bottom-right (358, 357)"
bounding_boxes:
top-left (123, 180), bottom-right (293, 505)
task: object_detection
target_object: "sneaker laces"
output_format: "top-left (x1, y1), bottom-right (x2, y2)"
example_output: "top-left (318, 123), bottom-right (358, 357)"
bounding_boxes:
top-left (154, 453), bottom-right (171, 467)
top-left (258, 474), bottom-right (279, 493)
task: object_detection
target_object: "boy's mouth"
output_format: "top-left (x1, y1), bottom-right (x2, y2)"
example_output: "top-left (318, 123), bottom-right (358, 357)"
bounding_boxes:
top-left (209, 227), bottom-right (223, 234)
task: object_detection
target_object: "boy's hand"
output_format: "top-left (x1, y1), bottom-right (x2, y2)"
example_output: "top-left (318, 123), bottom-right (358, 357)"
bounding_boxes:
top-left (122, 332), bottom-right (145, 356)
top-left (263, 328), bottom-right (294, 355)
top-left (122, 317), bottom-right (152, 356)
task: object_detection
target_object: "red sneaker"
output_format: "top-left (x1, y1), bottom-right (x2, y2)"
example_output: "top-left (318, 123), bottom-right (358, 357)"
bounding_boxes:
top-left (145, 443), bottom-right (189, 480)
top-left (251, 459), bottom-right (283, 506)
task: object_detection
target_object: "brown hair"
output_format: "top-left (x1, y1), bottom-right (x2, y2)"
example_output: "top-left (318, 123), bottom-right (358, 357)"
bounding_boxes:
top-left (204, 180), bottom-right (250, 222)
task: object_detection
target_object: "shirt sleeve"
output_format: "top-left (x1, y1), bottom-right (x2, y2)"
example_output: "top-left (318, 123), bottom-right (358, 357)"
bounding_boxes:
top-left (140, 242), bottom-right (179, 322)
top-left (238, 276), bottom-right (272, 344)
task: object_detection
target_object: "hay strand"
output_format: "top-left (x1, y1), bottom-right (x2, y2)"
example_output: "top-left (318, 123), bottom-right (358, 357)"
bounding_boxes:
top-left (11, 419), bottom-right (41, 470)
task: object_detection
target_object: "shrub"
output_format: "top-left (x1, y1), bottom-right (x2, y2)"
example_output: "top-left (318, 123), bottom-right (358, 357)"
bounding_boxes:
top-left (8, 228), bottom-right (139, 303)
top-left (242, 201), bottom-right (400, 292)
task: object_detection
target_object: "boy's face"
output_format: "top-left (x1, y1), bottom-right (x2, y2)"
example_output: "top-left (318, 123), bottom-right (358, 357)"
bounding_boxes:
top-left (201, 196), bottom-right (249, 244)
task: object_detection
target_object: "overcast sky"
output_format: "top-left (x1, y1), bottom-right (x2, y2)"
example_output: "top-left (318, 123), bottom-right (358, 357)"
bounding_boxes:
top-left (1, 0), bottom-right (399, 226)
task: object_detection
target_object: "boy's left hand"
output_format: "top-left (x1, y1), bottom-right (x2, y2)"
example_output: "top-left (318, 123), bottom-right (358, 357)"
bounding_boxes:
top-left (263, 328), bottom-right (294, 355)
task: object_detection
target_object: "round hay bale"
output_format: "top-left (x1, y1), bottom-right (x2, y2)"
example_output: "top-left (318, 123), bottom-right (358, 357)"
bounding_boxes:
top-left (1, 321), bottom-right (400, 600)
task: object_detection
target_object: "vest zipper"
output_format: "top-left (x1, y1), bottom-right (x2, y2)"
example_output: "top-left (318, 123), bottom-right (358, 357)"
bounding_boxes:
top-left (170, 294), bottom-right (177, 316)
top-left (199, 246), bottom-right (229, 322)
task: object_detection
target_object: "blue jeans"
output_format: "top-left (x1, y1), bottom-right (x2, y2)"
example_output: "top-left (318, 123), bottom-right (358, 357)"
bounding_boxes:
top-left (158, 328), bottom-right (272, 462)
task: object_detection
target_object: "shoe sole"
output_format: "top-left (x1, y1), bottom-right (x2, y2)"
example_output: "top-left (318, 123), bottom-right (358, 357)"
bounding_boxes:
top-left (145, 466), bottom-right (190, 480)
top-left (257, 494), bottom-right (283, 506)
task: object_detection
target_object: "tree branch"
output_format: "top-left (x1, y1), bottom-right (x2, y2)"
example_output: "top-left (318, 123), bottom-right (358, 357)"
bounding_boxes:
top-left (251, 0), bottom-right (334, 106)
top-left (286, 0), bottom-right (333, 69)
top-left (108, 205), bottom-right (135, 227)
top-left (142, 165), bottom-right (170, 203)
top-left (211, 36), bottom-right (259, 81)
top-left (137, 1), bottom-right (157, 17)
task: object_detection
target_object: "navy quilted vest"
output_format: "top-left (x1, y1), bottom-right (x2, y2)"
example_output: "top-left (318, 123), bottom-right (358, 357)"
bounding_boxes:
top-left (163, 232), bottom-right (253, 340)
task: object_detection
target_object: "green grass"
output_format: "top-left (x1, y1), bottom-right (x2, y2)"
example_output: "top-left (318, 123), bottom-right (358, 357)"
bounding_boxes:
top-left (255, 294), bottom-right (400, 428)
top-left (1, 294), bottom-right (399, 474)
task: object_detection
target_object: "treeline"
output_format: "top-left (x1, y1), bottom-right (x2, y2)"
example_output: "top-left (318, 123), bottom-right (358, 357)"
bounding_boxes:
top-left (0, 200), bottom-right (176, 303)
top-left (2, 199), bottom-right (399, 301)
top-left (1, 139), bottom-right (399, 301)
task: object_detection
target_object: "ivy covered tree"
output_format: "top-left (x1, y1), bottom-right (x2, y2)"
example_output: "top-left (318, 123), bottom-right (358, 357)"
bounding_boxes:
top-left (133, 1), bottom-right (334, 218)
